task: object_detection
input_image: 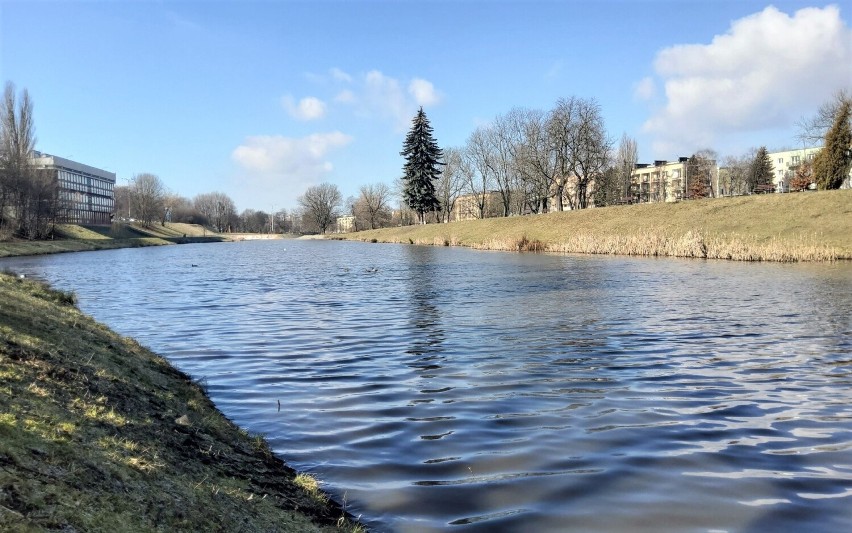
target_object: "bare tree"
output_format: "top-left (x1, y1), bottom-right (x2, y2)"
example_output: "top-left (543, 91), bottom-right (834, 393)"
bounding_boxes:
top-left (436, 147), bottom-right (467, 222)
top-left (129, 173), bottom-right (165, 227)
top-left (0, 82), bottom-right (52, 238)
top-left (193, 191), bottom-right (236, 232)
top-left (719, 152), bottom-right (753, 197)
top-left (237, 208), bottom-right (270, 233)
top-left (298, 182), bottom-right (341, 234)
top-left (114, 185), bottom-right (131, 220)
top-left (614, 133), bottom-right (638, 203)
top-left (797, 89), bottom-right (851, 147)
top-left (516, 108), bottom-right (557, 213)
top-left (486, 113), bottom-right (517, 216)
top-left (357, 183), bottom-right (392, 229)
top-left (464, 128), bottom-right (496, 219)
top-left (548, 97), bottom-right (612, 209)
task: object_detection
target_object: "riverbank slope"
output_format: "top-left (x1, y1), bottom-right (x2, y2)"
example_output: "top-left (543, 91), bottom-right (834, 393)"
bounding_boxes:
top-left (0, 272), bottom-right (362, 531)
top-left (343, 190), bottom-right (852, 261)
top-left (0, 223), bottom-right (229, 258)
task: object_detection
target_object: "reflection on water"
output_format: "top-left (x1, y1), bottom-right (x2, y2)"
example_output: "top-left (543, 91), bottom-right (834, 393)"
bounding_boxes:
top-left (3, 240), bottom-right (852, 532)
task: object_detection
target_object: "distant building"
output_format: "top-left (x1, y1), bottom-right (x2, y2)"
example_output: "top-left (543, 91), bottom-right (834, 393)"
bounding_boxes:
top-left (767, 147), bottom-right (821, 193)
top-left (630, 157), bottom-right (718, 203)
top-left (336, 215), bottom-right (355, 233)
top-left (452, 191), bottom-right (502, 220)
top-left (31, 152), bottom-right (115, 225)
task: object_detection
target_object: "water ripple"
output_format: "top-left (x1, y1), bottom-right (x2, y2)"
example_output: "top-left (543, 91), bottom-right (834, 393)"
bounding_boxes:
top-left (2, 241), bottom-right (851, 531)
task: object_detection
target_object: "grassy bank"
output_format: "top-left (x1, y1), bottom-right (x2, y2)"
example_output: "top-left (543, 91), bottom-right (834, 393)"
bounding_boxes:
top-left (0, 223), bottom-right (228, 258)
top-left (0, 273), bottom-right (363, 532)
top-left (344, 190), bottom-right (852, 262)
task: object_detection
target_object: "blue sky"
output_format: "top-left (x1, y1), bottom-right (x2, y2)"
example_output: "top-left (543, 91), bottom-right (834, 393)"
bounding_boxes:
top-left (1, 1), bottom-right (850, 211)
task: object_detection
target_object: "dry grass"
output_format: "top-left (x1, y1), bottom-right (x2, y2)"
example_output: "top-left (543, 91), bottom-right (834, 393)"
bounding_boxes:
top-left (0, 273), bottom-right (363, 532)
top-left (345, 190), bottom-right (852, 262)
top-left (0, 222), bottom-right (231, 258)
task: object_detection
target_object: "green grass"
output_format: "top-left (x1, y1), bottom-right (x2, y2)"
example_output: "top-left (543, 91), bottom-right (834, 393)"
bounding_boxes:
top-left (0, 273), bottom-right (363, 532)
top-left (343, 190), bottom-right (852, 261)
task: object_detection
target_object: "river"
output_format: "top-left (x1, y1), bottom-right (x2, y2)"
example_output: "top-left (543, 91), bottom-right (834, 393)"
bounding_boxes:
top-left (3, 240), bottom-right (851, 532)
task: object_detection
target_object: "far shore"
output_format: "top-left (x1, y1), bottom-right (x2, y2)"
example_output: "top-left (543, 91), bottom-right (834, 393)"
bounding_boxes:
top-left (0, 223), bottom-right (301, 259)
top-left (339, 190), bottom-right (852, 262)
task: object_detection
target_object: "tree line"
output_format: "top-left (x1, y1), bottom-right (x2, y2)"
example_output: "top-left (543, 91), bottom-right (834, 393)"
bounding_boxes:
top-left (298, 90), bottom-right (850, 233)
top-left (3, 78), bottom-right (849, 240)
top-left (115, 176), bottom-right (308, 234)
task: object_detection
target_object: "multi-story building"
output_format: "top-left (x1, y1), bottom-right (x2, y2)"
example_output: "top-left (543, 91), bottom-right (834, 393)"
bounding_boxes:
top-left (630, 157), bottom-right (718, 203)
top-left (767, 147), bottom-right (821, 193)
top-left (336, 215), bottom-right (355, 233)
top-left (31, 152), bottom-right (115, 225)
top-left (451, 191), bottom-right (502, 221)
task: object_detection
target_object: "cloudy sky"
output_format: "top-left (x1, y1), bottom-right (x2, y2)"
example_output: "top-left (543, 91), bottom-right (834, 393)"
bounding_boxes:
top-left (1, 1), bottom-right (850, 211)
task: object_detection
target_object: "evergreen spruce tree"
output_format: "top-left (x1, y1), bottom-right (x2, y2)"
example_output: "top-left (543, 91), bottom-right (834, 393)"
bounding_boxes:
top-left (749, 146), bottom-right (774, 193)
top-left (400, 107), bottom-right (442, 224)
top-left (813, 100), bottom-right (852, 190)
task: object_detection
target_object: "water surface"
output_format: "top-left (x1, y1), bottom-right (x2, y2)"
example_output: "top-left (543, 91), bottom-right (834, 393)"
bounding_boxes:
top-left (4, 240), bottom-right (851, 531)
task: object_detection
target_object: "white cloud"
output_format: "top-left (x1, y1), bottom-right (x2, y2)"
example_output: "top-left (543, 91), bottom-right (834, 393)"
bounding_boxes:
top-left (641, 5), bottom-right (852, 154)
top-left (281, 95), bottom-right (327, 121)
top-left (334, 89), bottom-right (356, 104)
top-left (231, 132), bottom-right (352, 204)
top-left (408, 78), bottom-right (440, 106)
top-left (330, 67), bottom-right (352, 83)
top-left (330, 70), bottom-right (442, 131)
top-left (633, 76), bottom-right (656, 101)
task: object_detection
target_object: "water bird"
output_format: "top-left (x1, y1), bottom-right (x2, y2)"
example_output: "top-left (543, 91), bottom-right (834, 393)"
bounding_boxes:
top-left (191, 264), bottom-right (199, 267)
top-left (365, 267), bottom-right (379, 274)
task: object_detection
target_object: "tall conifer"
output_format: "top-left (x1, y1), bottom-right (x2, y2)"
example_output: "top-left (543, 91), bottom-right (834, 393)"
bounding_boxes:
top-left (813, 100), bottom-right (852, 190)
top-left (749, 146), bottom-right (774, 192)
top-left (400, 107), bottom-right (442, 224)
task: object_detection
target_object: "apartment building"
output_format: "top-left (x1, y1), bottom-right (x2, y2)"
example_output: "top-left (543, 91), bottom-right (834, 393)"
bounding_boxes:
top-left (30, 152), bottom-right (116, 225)
top-left (767, 147), bottom-right (821, 192)
top-left (451, 191), bottom-right (502, 221)
top-left (336, 215), bottom-right (355, 233)
top-left (629, 157), bottom-right (719, 203)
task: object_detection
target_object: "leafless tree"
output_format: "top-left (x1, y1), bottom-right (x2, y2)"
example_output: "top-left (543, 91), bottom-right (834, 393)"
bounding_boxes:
top-left (129, 173), bottom-right (165, 227)
top-left (436, 147), bottom-right (467, 222)
top-left (549, 97), bottom-right (612, 209)
top-left (298, 182), bottom-right (341, 234)
top-left (516, 108), bottom-right (557, 213)
top-left (19, 169), bottom-right (58, 239)
top-left (113, 185), bottom-right (131, 220)
top-left (797, 89), bottom-right (851, 147)
top-left (357, 183), bottom-right (392, 229)
top-left (0, 82), bottom-right (53, 238)
top-left (193, 191), bottom-right (236, 232)
top-left (719, 152), bottom-right (754, 197)
top-left (464, 128), bottom-right (496, 219)
top-left (237, 208), bottom-right (270, 233)
top-left (486, 113), bottom-right (519, 216)
top-left (614, 133), bottom-right (638, 202)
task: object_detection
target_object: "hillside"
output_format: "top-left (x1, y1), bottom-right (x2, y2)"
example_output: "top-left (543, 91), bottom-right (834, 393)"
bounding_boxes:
top-left (0, 272), bottom-right (362, 531)
top-left (0, 223), bottom-right (227, 258)
top-left (343, 190), bottom-right (852, 262)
